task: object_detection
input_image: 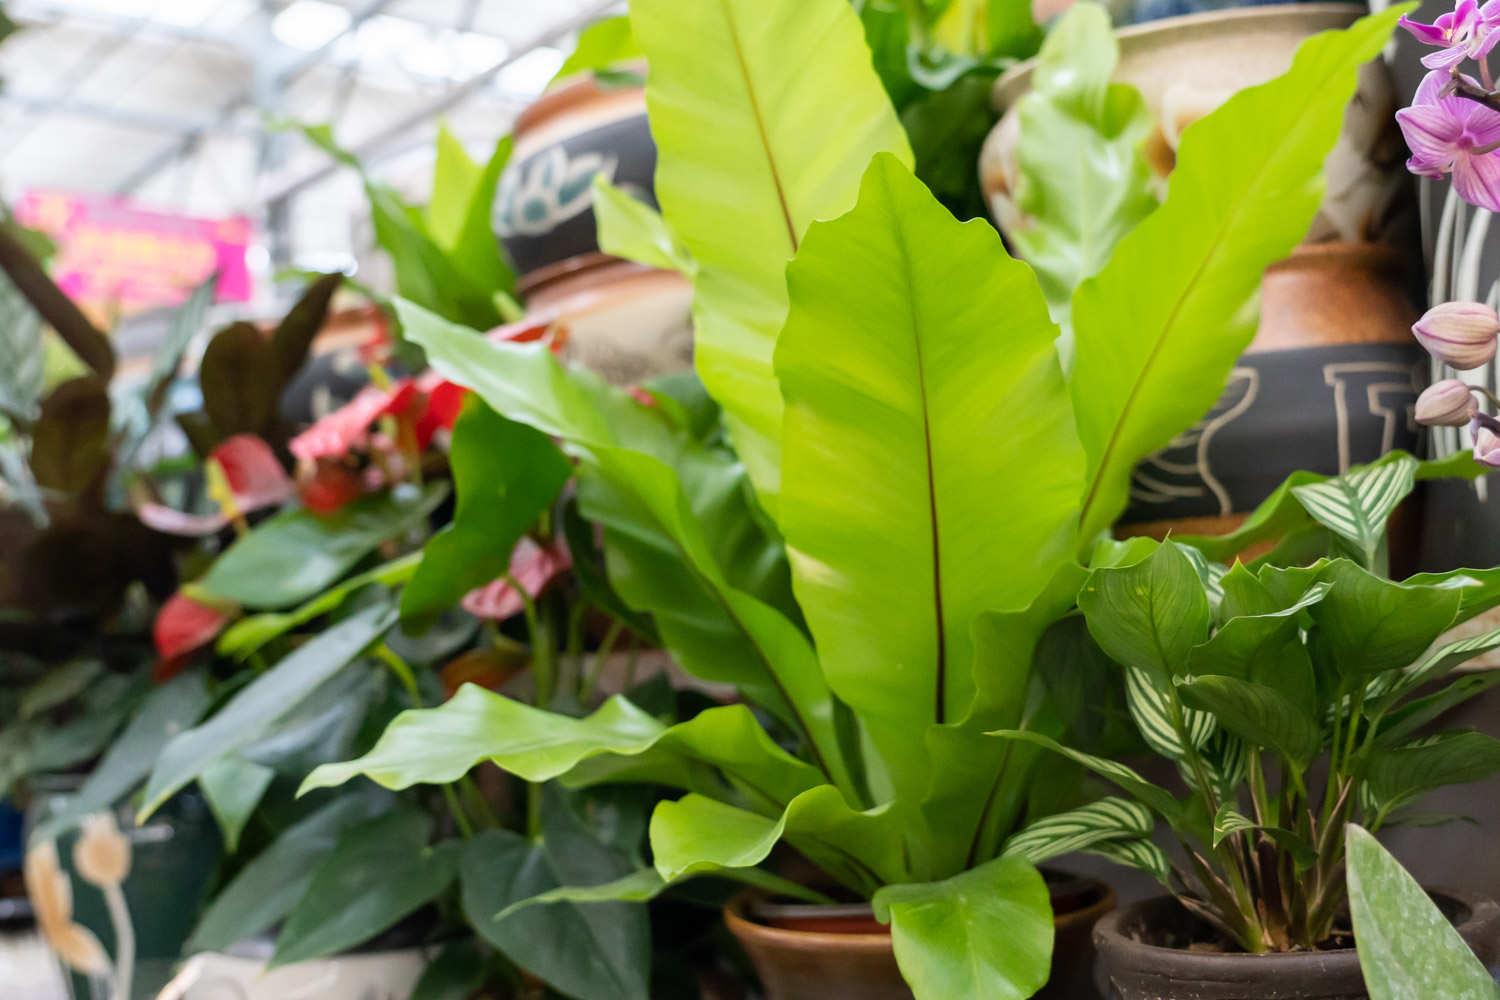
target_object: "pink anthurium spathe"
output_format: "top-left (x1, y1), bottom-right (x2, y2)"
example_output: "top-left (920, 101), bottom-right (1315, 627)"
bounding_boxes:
top-left (461, 537), bottom-right (574, 621)
top-left (136, 435), bottom-right (293, 538)
top-left (152, 590), bottom-right (237, 681)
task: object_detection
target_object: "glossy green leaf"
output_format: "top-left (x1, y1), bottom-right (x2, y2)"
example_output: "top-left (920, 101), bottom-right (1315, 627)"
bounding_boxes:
top-left (873, 853), bottom-right (1052, 1000)
top-left (1307, 560), bottom-right (1461, 677)
top-left (199, 755), bottom-right (275, 853)
top-left (460, 796), bottom-right (649, 1000)
top-left (1177, 674), bottom-right (1320, 767)
top-left (411, 938), bottom-right (487, 1000)
top-left (986, 728), bottom-right (1181, 823)
top-left (631, 0), bottom-right (913, 511)
top-left (272, 808), bottom-right (460, 966)
top-left (1367, 627), bottom-right (1500, 705)
top-left (1347, 825), bottom-right (1499, 1000)
top-left (304, 687), bottom-right (820, 810)
top-left (776, 155), bottom-right (1083, 779)
top-left (649, 786), bottom-right (906, 893)
top-left (552, 14), bottom-right (643, 85)
top-left (187, 788), bottom-right (392, 953)
top-left (1071, 7), bottom-right (1408, 540)
top-left (1079, 541), bottom-right (1210, 682)
top-left (901, 73), bottom-right (996, 220)
top-left (592, 176), bottom-right (692, 273)
top-left (1365, 731), bottom-right (1500, 815)
top-left (1011, 2), bottom-right (1155, 326)
top-left (1292, 454), bottom-right (1417, 568)
top-left (140, 600), bottom-right (396, 820)
top-left (401, 399), bottom-right (570, 626)
top-left (200, 485), bottom-right (446, 608)
top-left (495, 863), bottom-right (828, 919)
top-left (1186, 584), bottom-right (1327, 705)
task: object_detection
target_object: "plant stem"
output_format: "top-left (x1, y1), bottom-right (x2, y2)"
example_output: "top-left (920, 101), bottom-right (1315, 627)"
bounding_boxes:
top-left (374, 643), bottom-right (479, 838)
top-left (103, 883), bottom-right (134, 1000)
top-left (580, 618), bottom-right (625, 704)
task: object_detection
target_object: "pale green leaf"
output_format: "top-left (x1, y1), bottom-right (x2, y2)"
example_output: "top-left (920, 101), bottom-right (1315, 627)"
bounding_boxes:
top-left (1071, 6), bottom-right (1408, 540)
top-left (592, 176), bottom-right (692, 273)
top-left (631, 0), bottom-right (912, 511)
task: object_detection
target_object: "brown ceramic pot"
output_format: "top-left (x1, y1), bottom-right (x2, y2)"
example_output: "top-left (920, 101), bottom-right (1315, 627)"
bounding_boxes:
top-left (724, 873), bottom-right (1117, 1000)
top-left (1115, 241), bottom-right (1425, 566)
top-left (1094, 892), bottom-right (1500, 1000)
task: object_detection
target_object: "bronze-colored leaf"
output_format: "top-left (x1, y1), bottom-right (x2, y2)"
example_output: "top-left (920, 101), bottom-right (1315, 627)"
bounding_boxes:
top-left (270, 272), bottom-right (342, 384)
top-left (200, 323), bottom-right (278, 438)
top-left (29, 377), bottom-right (111, 495)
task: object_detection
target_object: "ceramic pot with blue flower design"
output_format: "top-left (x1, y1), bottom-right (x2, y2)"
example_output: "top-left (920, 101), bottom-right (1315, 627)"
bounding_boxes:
top-left (495, 69), bottom-right (657, 290)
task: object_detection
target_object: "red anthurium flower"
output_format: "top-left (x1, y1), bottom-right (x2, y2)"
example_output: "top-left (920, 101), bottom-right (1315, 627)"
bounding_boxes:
top-left (298, 461), bottom-right (364, 514)
top-left (136, 435), bottom-right (292, 538)
top-left (461, 537), bottom-right (573, 621)
top-left (153, 590), bottom-right (235, 681)
top-left (413, 371), bottom-right (465, 449)
top-left (289, 383), bottom-right (407, 463)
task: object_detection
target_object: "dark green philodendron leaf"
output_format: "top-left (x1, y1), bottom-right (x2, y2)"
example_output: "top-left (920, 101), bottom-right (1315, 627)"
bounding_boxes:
top-left (873, 853), bottom-right (1052, 1000)
top-left (140, 600), bottom-right (396, 820)
top-left (187, 788), bottom-right (392, 953)
top-left (1070, 6), bottom-right (1409, 542)
top-left (1011, 2), bottom-right (1155, 327)
top-left (199, 322), bottom-right (279, 438)
top-left (1291, 454), bottom-right (1417, 568)
top-left (1406, 564), bottom-right (1500, 628)
top-left (302, 687), bottom-right (821, 813)
top-left (400, 300), bottom-right (850, 792)
top-left (30, 376), bottom-right (111, 493)
top-left (1366, 627), bottom-right (1500, 706)
top-left (1307, 560), bottom-right (1461, 677)
top-left (410, 938), bottom-right (488, 1000)
top-left (1079, 541), bottom-right (1210, 682)
top-left (200, 485), bottom-right (446, 608)
top-left (460, 796), bottom-right (649, 1000)
top-left (1347, 825), bottom-right (1500, 1000)
top-left (272, 808), bottom-right (460, 967)
top-left (592, 176), bottom-right (693, 274)
top-left (631, 0), bottom-right (913, 513)
top-left (401, 399), bottom-right (571, 626)
top-left (199, 754), bottom-right (275, 852)
top-left (1365, 731), bottom-right (1500, 816)
top-left (1176, 674), bottom-right (1320, 767)
top-left (775, 154), bottom-right (1083, 803)
top-left (29, 671), bottom-right (211, 844)
top-left (902, 73), bottom-right (997, 221)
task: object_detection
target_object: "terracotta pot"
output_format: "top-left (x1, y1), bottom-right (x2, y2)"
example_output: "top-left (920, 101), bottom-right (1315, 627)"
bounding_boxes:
top-left (724, 873), bottom-right (1118, 1000)
top-left (1116, 242), bottom-right (1425, 562)
top-left (523, 257), bottom-right (694, 386)
top-left (495, 69), bottom-right (656, 284)
top-left (981, 4), bottom-right (1411, 248)
top-left (1094, 891), bottom-right (1500, 1000)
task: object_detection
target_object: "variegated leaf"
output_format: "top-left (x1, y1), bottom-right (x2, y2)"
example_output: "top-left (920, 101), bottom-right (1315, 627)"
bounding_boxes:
top-left (1002, 796), bottom-right (1154, 866)
top-left (1125, 665), bottom-right (1214, 760)
top-left (1290, 455), bottom-right (1417, 567)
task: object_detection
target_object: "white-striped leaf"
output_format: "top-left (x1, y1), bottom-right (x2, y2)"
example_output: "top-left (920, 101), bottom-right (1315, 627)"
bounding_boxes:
top-left (1085, 836), bottom-right (1171, 882)
top-left (1125, 665), bottom-right (1215, 760)
top-left (1366, 627), bottom-right (1500, 704)
top-left (1175, 542), bottom-right (1227, 610)
top-left (1003, 797), bottom-right (1154, 866)
top-left (1290, 455), bottom-right (1417, 567)
top-left (1211, 803), bottom-right (1258, 847)
top-left (986, 729), bottom-right (1182, 824)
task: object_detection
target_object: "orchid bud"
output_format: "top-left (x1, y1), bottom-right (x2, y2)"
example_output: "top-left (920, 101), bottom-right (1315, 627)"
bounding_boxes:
top-left (73, 813), bottom-right (131, 889)
top-left (1413, 301), bottom-right (1500, 370)
top-left (1475, 425), bottom-right (1500, 468)
top-left (1415, 379), bottom-right (1479, 426)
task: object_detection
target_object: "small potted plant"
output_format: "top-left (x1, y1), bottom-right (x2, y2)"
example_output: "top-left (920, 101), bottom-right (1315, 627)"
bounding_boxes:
top-left (996, 521), bottom-right (1500, 999)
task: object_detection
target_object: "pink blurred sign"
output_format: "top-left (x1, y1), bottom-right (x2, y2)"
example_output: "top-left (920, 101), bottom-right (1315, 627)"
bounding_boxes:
top-left (14, 189), bottom-right (252, 318)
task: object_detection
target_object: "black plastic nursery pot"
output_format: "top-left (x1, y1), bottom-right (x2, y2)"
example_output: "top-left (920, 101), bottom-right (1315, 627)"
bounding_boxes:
top-left (724, 872), bottom-right (1118, 1000)
top-left (1094, 892), bottom-right (1500, 1000)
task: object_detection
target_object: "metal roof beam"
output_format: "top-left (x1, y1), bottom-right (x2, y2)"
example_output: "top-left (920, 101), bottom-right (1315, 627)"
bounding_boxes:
top-left (0, 90), bottom-right (256, 135)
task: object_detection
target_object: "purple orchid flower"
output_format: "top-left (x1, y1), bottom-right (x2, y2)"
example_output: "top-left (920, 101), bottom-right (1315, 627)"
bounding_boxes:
top-left (1397, 70), bottom-right (1500, 212)
top-left (1401, 0), bottom-right (1500, 70)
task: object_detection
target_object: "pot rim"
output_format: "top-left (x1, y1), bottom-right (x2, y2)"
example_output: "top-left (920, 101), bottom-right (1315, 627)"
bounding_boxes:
top-left (993, 1), bottom-right (1366, 111)
top-left (724, 891), bottom-right (895, 952)
top-left (1094, 889), bottom-right (1500, 969)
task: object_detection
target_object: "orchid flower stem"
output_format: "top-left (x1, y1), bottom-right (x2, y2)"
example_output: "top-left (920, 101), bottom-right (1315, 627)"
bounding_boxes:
top-left (1483, 56), bottom-right (1494, 92)
top-left (103, 883), bottom-right (133, 1000)
top-left (1471, 384), bottom-right (1500, 409)
top-left (1448, 70), bottom-right (1500, 112)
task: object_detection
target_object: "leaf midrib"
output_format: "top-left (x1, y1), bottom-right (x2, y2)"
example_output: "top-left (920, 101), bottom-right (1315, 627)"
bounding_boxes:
top-left (719, 0), bottom-right (799, 257)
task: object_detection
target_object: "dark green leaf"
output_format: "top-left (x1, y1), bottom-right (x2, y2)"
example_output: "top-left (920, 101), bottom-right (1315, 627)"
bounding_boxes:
top-left (270, 272), bottom-right (342, 382)
top-left (1366, 731), bottom-right (1500, 814)
top-left (1079, 540), bottom-right (1210, 682)
top-left (199, 322), bottom-right (279, 437)
top-left (30, 376), bottom-right (110, 493)
top-left (1308, 561), bottom-right (1461, 677)
top-left (411, 938), bottom-right (488, 1000)
top-left (1176, 674), bottom-right (1320, 767)
top-left (199, 755), bottom-right (275, 853)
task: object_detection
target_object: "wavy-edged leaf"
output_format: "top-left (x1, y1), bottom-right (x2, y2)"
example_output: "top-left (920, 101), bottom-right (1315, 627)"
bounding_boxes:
top-left (775, 155), bottom-right (1083, 798)
top-left (1177, 674), bottom-right (1320, 767)
top-left (302, 688), bottom-right (821, 812)
top-left (401, 399), bottom-right (570, 626)
top-left (1011, 2), bottom-right (1155, 327)
top-left (140, 600), bottom-right (395, 820)
top-left (200, 485), bottom-right (446, 609)
top-left (592, 176), bottom-right (692, 274)
top-left (1347, 825), bottom-right (1499, 1000)
top-left (1307, 560), bottom-right (1461, 678)
top-left (495, 862), bottom-right (827, 919)
top-left (1291, 454), bottom-right (1417, 567)
top-left (631, 0), bottom-right (912, 511)
top-left (873, 854), bottom-right (1052, 1000)
top-left (1071, 6), bottom-right (1408, 540)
